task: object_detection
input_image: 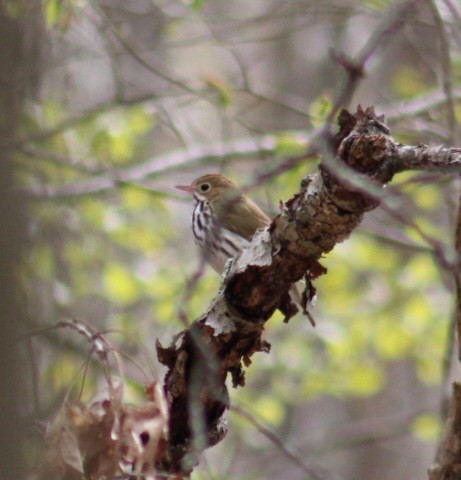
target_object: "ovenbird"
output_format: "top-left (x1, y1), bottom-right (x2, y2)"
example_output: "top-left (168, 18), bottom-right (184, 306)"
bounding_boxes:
top-left (176, 173), bottom-right (312, 323)
top-left (176, 173), bottom-right (270, 274)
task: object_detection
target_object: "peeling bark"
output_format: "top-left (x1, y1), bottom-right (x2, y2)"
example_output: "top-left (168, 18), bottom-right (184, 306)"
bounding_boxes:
top-left (155, 106), bottom-right (461, 477)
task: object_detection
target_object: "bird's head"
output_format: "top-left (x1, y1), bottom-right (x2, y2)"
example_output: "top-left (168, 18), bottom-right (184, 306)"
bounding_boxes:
top-left (176, 173), bottom-right (240, 203)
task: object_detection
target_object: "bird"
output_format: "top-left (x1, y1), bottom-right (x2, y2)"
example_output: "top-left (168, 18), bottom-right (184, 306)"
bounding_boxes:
top-left (176, 173), bottom-right (314, 324)
top-left (176, 173), bottom-right (271, 275)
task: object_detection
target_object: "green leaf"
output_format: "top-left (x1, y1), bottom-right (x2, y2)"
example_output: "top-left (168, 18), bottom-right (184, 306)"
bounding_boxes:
top-left (308, 95), bottom-right (332, 128)
top-left (103, 263), bottom-right (140, 305)
top-left (45, 0), bottom-right (63, 28)
top-left (110, 132), bottom-right (135, 162)
top-left (121, 186), bottom-right (153, 211)
top-left (411, 414), bottom-right (441, 442)
top-left (30, 244), bottom-right (55, 280)
top-left (372, 318), bottom-right (414, 359)
top-left (417, 355), bottom-right (444, 385)
top-left (190, 0), bottom-right (206, 11)
top-left (252, 395), bottom-right (285, 427)
top-left (274, 133), bottom-right (308, 155)
top-left (391, 65), bottom-right (431, 99)
top-left (128, 107), bottom-right (154, 134)
top-left (90, 130), bottom-right (112, 160)
top-left (344, 362), bottom-right (384, 396)
top-left (204, 76), bottom-right (233, 109)
top-left (362, 0), bottom-right (392, 11)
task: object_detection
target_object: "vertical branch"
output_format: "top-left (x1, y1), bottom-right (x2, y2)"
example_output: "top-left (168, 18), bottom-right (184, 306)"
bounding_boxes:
top-left (428, 190), bottom-right (461, 479)
top-left (429, 384), bottom-right (461, 480)
top-left (454, 191), bottom-right (461, 360)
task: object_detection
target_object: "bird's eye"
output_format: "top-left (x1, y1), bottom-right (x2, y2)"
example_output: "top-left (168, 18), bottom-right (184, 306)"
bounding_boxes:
top-left (200, 183), bottom-right (210, 192)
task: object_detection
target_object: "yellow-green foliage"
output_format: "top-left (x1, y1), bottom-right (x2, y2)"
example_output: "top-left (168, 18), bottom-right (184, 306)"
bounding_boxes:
top-left (19, 63), bottom-right (453, 456)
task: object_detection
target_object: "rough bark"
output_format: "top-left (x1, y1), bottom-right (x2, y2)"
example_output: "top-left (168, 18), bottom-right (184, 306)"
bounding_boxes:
top-left (155, 106), bottom-right (461, 477)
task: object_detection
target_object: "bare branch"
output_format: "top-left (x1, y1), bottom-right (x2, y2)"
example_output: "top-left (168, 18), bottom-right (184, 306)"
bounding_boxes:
top-left (4, 93), bottom-right (161, 151)
top-left (232, 405), bottom-right (340, 480)
top-left (383, 88), bottom-right (461, 124)
top-left (426, 0), bottom-right (458, 141)
top-left (155, 106), bottom-right (459, 476)
top-left (393, 144), bottom-right (461, 173)
top-left (22, 123), bottom-right (461, 201)
top-left (327, 0), bottom-right (425, 124)
top-left (91, 0), bottom-right (201, 97)
top-left (23, 133), bottom-right (310, 199)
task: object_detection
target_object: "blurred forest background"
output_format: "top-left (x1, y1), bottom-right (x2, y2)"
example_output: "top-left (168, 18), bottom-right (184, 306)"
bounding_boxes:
top-left (2, 0), bottom-right (461, 479)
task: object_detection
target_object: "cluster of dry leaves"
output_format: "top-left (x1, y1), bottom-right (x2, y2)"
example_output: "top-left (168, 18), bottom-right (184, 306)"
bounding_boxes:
top-left (38, 379), bottom-right (168, 479)
top-left (36, 319), bottom-right (169, 480)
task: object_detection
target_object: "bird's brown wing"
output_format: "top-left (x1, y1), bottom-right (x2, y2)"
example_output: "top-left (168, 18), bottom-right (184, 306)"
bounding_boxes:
top-left (216, 195), bottom-right (271, 241)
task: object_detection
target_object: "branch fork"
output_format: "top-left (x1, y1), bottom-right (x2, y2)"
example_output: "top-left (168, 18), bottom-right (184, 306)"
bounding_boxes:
top-left (156, 106), bottom-right (461, 477)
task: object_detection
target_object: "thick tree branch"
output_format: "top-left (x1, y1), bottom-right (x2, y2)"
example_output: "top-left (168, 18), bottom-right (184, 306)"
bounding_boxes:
top-left (23, 133), bottom-right (461, 201)
top-left (155, 106), bottom-right (461, 477)
top-left (22, 86), bottom-right (461, 202)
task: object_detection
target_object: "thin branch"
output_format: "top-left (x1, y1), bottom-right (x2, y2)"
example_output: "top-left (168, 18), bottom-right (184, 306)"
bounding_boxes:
top-left (22, 128), bottom-right (461, 201)
top-left (326, 0), bottom-right (425, 125)
top-left (426, 0), bottom-right (457, 142)
top-left (453, 188), bottom-right (461, 361)
top-left (91, 0), bottom-right (201, 97)
top-left (10, 81), bottom-right (460, 169)
top-left (18, 145), bottom-right (105, 174)
top-left (4, 93), bottom-right (162, 151)
top-left (155, 107), bottom-right (459, 476)
top-left (23, 133), bottom-right (310, 199)
top-left (231, 406), bottom-right (342, 480)
top-left (309, 400), bottom-right (439, 454)
top-left (383, 87), bottom-right (461, 124)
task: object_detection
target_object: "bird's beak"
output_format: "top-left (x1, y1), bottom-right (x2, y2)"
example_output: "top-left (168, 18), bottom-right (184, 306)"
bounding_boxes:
top-left (175, 184), bottom-right (195, 194)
